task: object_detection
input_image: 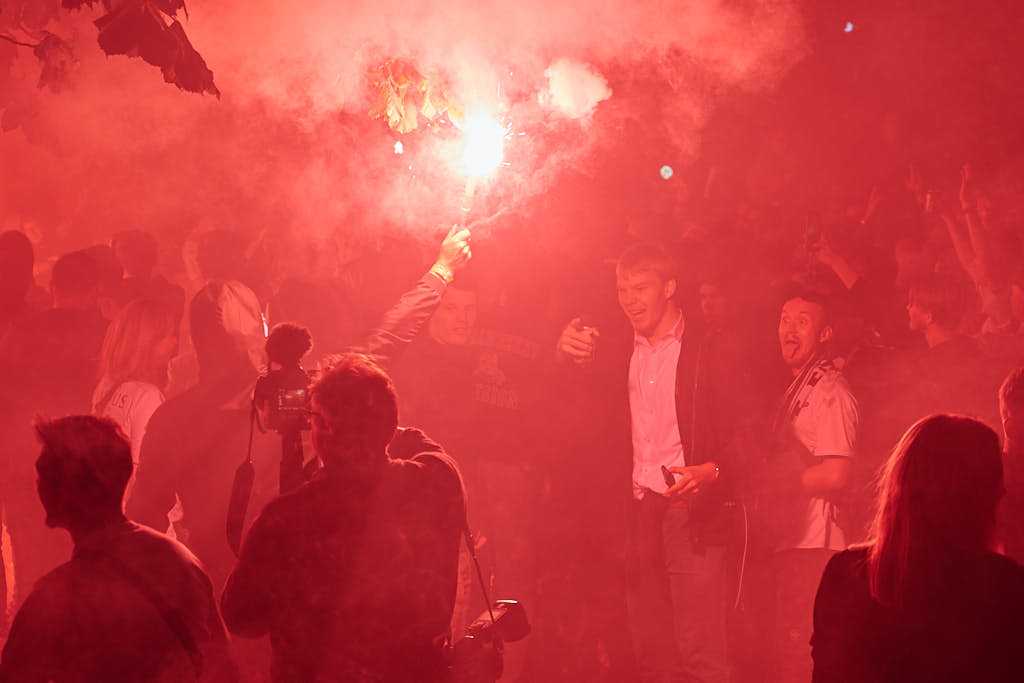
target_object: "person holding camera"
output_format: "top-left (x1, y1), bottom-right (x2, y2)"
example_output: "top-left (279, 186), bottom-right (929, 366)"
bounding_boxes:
top-left (221, 353), bottom-right (466, 682)
top-left (129, 227), bottom-right (473, 593)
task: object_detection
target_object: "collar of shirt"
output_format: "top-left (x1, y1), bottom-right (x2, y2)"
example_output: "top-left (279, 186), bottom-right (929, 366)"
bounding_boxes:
top-left (633, 308), bottom-right (685, 350)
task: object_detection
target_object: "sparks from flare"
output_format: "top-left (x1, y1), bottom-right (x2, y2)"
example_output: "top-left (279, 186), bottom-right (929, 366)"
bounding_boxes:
top-left (459, 112), bottom-right (508, 178)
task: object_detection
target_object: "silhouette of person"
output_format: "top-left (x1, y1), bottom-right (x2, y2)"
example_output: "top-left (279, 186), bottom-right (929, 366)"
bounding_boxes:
top-left (0, 416), bottom-right (237, 682)
top-left (222, 353), bottom-right (465, 682)
top-left (812, 414), bottom-right (1024, 682)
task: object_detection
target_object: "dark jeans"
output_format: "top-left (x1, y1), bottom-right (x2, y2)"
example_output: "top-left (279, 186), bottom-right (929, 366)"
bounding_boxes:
top-left (773, 548), bottom-right (834, 683)
top-left (627, 495), bottom-right (729, 683)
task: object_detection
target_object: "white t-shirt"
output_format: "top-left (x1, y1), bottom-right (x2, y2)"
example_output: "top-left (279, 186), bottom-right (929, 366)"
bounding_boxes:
top-left (93, 380), bottom-right (165, 465)
top-left (789, 367), bottom-right (859, 550)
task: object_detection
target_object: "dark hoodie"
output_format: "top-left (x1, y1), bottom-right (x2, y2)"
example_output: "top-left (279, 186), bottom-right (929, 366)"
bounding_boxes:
top-left (128, 280), bottom-right (279, 592)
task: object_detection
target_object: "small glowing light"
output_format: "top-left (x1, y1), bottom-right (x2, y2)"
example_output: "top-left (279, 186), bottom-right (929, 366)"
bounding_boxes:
top-left (394, 140), bottom-right (404, 155)
top-left (460, 113), bottom-right (506, 177)
top-left (660, 165), bottom-right (674, 180)
top-left (844, 21), bottom-right (855, 33)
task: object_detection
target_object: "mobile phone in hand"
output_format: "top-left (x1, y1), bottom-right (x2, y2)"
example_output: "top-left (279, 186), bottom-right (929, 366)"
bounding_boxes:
top-left (661, 465), bottom-right (676, 488)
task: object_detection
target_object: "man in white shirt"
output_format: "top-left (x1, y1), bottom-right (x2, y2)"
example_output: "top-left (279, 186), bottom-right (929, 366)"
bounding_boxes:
top-left (771, 291), bottom-right (859, 683)
top-left (558, 243), bottom-right (749, 683)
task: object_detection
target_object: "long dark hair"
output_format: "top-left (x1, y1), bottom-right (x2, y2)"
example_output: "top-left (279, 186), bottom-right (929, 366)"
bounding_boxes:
top-left (867, 414), bottom-right (1003, 608)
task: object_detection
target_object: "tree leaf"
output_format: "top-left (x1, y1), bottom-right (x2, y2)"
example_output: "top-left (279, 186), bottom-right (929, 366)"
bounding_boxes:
top-left (62, 0), bottom-right (104, 10)
top-left (160, 19), bottom-right (218, 97)
top-left (93, 0), bottom-right (216, 96)
top-left (95, 0), bottom-right (176, 65)
top-left (32, 31), bottom-right (78, 92)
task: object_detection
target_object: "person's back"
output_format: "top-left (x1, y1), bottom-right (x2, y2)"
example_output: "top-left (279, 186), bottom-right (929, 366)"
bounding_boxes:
top-left (0, 415), bottom-right (236, 683)
top-left (2, 521), bottom-right (234, 683)
top-left (127, 280), bottom-right (276, 588)
top-left (224, 446), bottom-right (463, 681)
top-left (129, 372), bottom-right (278, 588)
top-left (812, 414), bottom-right (1023, 683)
top-left (812, 546), bottom-right (1024, 683)
top-left (221, 355), bottom-right (465, 683)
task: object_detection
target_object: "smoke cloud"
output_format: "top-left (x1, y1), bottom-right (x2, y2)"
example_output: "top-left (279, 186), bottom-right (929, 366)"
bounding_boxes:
top-left (0, 0), bottom-right (807, 262)
top-left (541, 59), bottom-right (611, 120)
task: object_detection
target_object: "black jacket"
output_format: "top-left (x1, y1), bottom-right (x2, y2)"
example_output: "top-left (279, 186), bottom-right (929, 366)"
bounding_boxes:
top-left (616, 316), bottom-right (753, 544)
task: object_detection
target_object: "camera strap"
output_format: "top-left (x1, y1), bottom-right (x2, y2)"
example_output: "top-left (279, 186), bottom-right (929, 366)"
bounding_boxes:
top-left (460, 509), bottom-right (498, 629)
top-left (226, 404), bottom-right (257, 557)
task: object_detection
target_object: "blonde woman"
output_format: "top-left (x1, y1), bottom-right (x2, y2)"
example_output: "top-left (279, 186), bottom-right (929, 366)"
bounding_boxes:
top-left (92, 298), bottom-right (179, 467)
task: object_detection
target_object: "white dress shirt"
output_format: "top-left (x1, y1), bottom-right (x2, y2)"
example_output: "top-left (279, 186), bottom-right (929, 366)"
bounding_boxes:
top-left (629, 312), bottom-right (686, 499)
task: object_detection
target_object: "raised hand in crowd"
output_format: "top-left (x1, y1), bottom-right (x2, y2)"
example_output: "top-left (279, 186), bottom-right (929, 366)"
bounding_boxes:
top-left (555, 317), bottom-right (599, 365)
top-left (430, 225), bottom-right (473, 283)
top-left (812, 235), bottom-right (861, 291)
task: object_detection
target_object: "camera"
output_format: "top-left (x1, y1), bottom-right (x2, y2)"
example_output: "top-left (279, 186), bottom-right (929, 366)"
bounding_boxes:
top-left (255, 366), bottom-right (311, 432)
top-left (448, 600), bottom-right (530, 683)
top-left (254, 323), bottom-right (314, 433)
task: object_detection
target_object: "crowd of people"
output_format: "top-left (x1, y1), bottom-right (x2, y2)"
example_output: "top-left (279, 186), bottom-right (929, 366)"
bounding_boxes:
top-left (0, 152), bottom-right (1022, 682)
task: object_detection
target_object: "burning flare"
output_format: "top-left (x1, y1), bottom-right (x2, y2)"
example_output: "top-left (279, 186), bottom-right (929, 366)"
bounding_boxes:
top-left (460, 112), bottom-right (506, 178)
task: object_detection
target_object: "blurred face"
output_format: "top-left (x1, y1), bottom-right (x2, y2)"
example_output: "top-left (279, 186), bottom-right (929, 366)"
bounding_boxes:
top-left (429, 287), bottom-right (478, 346)
top-left (617, 268), bottom-right (676, 338)
top-left (699, 283), bottom-right (729, 327)
top-left (778, 298), bottom-right (831, 369)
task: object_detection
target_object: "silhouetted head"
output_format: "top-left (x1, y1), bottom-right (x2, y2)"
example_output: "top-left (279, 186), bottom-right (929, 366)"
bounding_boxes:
top-left (616, 242), bottom-right (679, 339)
top-left (265, 322), bottom-right (313, 369)
top-left (197, 229), bottom-right (244, 282)
top-left (35, 416), bottom-right (133, 531)
top-left (907, 276), bottom-right (964, 335)
top-left (868, 414), bottom-right (1003, 607)
top-left (310, 353), bottom-right (398, 470)
top-left (111, 229), bottom-right (160, 279)
top-left (190, 280), bottom-right (267, 381)
top-left (1000, 368), bottom-right (1024, 453)
top-left (51, 249), bottom-right (101, 311)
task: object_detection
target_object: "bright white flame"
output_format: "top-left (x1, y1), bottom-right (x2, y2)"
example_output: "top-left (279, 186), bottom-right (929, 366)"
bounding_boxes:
top-left (394, 140), bottom-right (404, 155)
top-left (460, 113), bottom-right (505, 177)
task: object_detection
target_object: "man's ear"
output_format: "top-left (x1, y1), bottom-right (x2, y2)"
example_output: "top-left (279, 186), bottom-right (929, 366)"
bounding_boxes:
top-left (819, 324), bottom-right (834, 344)
top-left (663, 278), bottom-right (677, 301)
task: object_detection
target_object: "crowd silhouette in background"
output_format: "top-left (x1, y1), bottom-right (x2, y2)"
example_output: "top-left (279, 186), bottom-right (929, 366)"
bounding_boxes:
top-left (0, 145), bottom-right (1023, 683)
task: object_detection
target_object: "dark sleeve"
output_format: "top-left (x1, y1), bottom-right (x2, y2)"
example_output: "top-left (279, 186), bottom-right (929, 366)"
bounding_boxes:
top-left (354, 273), bottom-right (446, 367)
top-left (0, 586), bottom-right (65, 682)
top-left (407, 451), bottom-right (466, 642)
top-left (220, 503), bottom-right (284, 639)
top-left (127, 406), bottom-right (180, 532)
top-left (195, 567), bottom-right (240, 683)
top-left (389, 427), bottom-right (444, 461)
top-left (811, 551), bottom-right (855, 683)
top-left (708, 334), bottom-right (759, 495)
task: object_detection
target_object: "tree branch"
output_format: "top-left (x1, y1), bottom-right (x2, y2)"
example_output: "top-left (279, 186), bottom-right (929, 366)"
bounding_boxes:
top-left (0, 34), bottom-right (40, 50)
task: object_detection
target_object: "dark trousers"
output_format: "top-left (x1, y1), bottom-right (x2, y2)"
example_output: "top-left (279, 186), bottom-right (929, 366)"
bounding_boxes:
top-left (627, 495), bottom-right (729, 683)
top-left (772, 548), bottom-right (834, 683)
